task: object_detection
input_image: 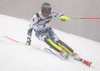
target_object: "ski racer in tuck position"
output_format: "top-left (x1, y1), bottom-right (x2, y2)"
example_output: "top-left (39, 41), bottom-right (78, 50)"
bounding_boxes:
top-left (26, 2), bottom-right (82, 61)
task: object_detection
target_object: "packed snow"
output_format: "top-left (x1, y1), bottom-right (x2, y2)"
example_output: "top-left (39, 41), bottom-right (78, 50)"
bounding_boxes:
top-left (0, 14), bottom-right (100, 71)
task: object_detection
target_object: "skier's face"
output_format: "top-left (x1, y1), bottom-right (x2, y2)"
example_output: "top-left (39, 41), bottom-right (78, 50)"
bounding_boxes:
top-left (43, 9), bottom-right (50, 17)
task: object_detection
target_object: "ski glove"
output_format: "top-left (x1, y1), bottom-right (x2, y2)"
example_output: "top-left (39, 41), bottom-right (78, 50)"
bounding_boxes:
top-left (60, 15), bottom-right (71, 22)
top-left (26, 38), bottom-right (31, 45)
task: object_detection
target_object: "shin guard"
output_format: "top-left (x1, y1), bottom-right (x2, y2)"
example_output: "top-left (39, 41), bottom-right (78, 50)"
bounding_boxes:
top-left (57, 40), bottom-right (74, 55)
top-left (44, 39), bottom-right (62, 53)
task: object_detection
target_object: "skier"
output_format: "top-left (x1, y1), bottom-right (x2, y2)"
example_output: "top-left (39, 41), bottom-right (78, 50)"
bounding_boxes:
top-left (26, 2), bottom-right (81, 61)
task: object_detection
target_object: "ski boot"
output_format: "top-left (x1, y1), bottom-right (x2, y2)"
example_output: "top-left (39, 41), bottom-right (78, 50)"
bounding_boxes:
top-left (72, 53), bottom-right (82, 61)
top-left (60, 50), bottom-right (69, 60)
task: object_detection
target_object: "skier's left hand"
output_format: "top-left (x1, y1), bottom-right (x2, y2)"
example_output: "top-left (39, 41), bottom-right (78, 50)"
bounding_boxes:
top-left (60, 15), bottom-right (71, 22)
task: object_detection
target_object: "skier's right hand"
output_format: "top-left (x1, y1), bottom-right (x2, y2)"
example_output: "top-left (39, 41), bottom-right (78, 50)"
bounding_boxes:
top-left (25, 38), bottom-right (31, 45)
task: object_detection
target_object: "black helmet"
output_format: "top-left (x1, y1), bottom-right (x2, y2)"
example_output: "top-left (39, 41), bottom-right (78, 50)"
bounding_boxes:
top-left (41, 2), bottom-right (52, 16)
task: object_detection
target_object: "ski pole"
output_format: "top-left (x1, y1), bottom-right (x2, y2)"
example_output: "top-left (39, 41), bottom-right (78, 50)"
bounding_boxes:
top-left (5, 36), bottom-right (19, 43)
top-left (70, 17), bottom-right (100, 19)
top-left (5, 36), bottom-right (25, 45)
top-left (60, 16), bottom-right (100, 20)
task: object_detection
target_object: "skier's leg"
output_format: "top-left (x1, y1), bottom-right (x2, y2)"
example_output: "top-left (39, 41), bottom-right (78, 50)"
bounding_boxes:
top-left (45, 38), bottom-right (68, 59)
top-left (57, 40), bottom-right (74, 55)
top-left (45, 27), bottom-right (61, 52)
top-left (35, 28), bottom-right (68, 58)
top-left (45, 38), bottom-right (62, 52)
top-left (35, 30), bottom-right (58, 51)
top-left (35, 30), bottom-right (47, 41)
top-left (45, 27), bottom-right (69, 58)
top-left (57, 40), bottom-right (82, 61)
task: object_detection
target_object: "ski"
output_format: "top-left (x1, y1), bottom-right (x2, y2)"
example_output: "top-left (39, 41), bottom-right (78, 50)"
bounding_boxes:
top-left (45, 48), bottom-right (64, 60)
top-left (81, 59), bottom-right (92, 67)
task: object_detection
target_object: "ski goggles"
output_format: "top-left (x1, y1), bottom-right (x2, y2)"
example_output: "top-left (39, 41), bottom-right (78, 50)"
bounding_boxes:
top-left (43, 9), bottom-right (51, 13)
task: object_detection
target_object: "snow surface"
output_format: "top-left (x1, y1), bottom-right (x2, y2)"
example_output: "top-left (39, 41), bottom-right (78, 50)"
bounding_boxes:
top-left (0, 14), bottom-right (100, 71)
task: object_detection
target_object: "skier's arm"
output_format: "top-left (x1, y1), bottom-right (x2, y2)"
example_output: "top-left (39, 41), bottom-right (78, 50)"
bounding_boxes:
top-left (51, 10), bottom-right (71, 22)
top-left (27, 28), bottom-right (33, 39)
top-left (26, 14), bottom-right (38, 45)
